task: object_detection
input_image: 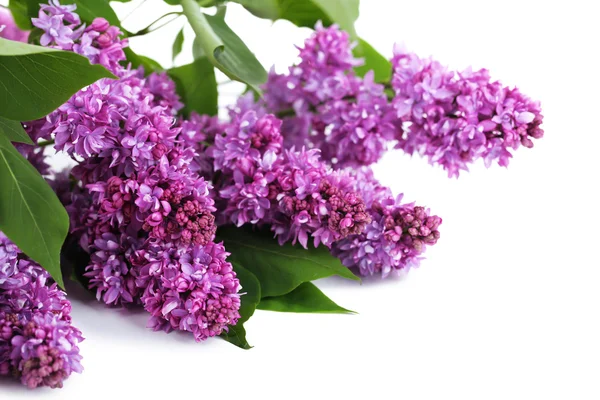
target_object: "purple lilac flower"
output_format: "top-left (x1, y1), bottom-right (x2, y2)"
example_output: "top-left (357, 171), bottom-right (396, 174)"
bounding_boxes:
top-left (1, 310), bottom-right (83, 389)
top-left (207, 110), bottom-right (370, 248)
top-left (0, 233), bottom-right (83, 389)
top-left (179, 112), bottom-right (225, 177)
top-left (146, 72), bottom-right (184, 113)
top-left (263, 23), bottom-right (397, 168)
top-left (132, 240), bottom-right (241, 341)
top-left (331, 168), bottom-right (441, 277)
top-left (391, 45), bottom-right (544, 177)
top-left (25, 1), bottom-right (241, 339)
top-left (0, 6), bottom-right (30, 42)
top-left (33, 3), bottom-right (126, 73)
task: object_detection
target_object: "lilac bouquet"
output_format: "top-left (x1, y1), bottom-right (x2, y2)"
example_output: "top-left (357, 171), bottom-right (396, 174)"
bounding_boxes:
top-left (0, 0), bottom-right (542, 389)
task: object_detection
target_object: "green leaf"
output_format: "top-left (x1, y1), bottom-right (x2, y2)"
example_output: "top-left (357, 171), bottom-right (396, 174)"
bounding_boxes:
top-left (0, 117), bottom-right (33, 144)
top-left (221, 324), bottom-right (251, 349)
top-left (172, 27), bottom-right (185, 62)
top-left (0, 135), bottom-right (68, 288)
top-left (0, 38), bottom-right (114, 121)
top-left (353, 38), bottom-right (392, 82)
top-left (234, 0), bottom-right (280, 19)
top-left (192, 36), bottom-right (205, 60)
top-left (168, 56), bottom-right (217, 116)
top-left (181, 0), bottom-right (267, 93)
top-left (241, 0), bottom-right (359, 38)
top-left (234, 263), bottom-right (261, 323)
top-left (217, 226), bottom-right (359, 298)
top-left (258, 282), bottom-right (354, 314)
top-left (220, 262), bottom-right (260, 349)
top-left (7, 0), bottom-right (38, 30)
top-left (310, 0), bottom-right (359, 38)
top-left (123, 48), bottom-right (164, 74)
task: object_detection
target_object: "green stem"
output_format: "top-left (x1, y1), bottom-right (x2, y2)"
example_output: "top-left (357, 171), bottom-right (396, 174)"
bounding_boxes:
top-left (181, 0), bottom-right (223, 68)
top-left (38, 139), bottom-right (55, 148)
top-left (128, 12), bottom-right (183, 37)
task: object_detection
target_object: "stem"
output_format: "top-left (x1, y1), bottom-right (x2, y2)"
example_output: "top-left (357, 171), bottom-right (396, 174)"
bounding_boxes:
top-left (38, 139), bottom-right (54, 148)
top-left (181, 0), bottom-right (223, 67)
top-left (128, 12), bottom-right (183, 37)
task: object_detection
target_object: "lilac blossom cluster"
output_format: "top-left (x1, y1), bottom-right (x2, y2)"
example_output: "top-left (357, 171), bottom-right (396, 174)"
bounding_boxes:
top-left (27, 1), bottom-right (241, 341)
top-left (262, 24), bottom-right (543, 177)
top-left (331, 169), bottom-right (441, 277)
top-left (263, 23), bottom-right (397, 168)
top-left (391, 45), bottom-right (544, 177)
top-left (204, 110), bottom-right (371, 249)
top-left (0, 233), bottom-right (83, 389)
top-left (32, 0), bottom-right (126, 73)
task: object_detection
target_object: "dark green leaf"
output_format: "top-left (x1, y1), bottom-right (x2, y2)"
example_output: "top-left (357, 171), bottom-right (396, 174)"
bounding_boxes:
top-left (311, 0), bottom-right (358, 38)
top-left (353, 38), bottom-right (392, 82)
top-left (243, 0), bottom-right (359, 38)
top-left (207, 13), bottom-right (267, 92)
top-left (220, 262), bottom-right (260, 349)
top-left (168, 56), bottom-right (217, 116)
top-left (221, 324), bottom-right (251, 349)
top-left (234, 263), bottom-right (261, 323)
top-left (7, 0), bottom-right (38, 30)
top-left (181, 0), bottom-right (267, 92)
top-left (192, 36), bottom-right (205, 59)
top-left (0, 117), bottom-right (33, 144)
top-left (0, 38), bottom-right (114, 121)
top-left (258, 282), bottom-right (355, 314)
top-left (123, 48), bottom-right (164, 74)
top-left (234, 0), bottom-right (280, 19)
top-left (218, 226), bottom-right (359, 298)
top-left (263, 0), bottom-right (329, 28)
top-left (172, 27), bottom-right (185, 61)
top-left (0, 134), bottom-right (68, 288)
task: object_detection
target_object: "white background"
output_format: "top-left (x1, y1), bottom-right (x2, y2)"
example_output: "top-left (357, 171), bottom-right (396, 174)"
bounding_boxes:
top-left (1, 0), bottom-right (600, 398)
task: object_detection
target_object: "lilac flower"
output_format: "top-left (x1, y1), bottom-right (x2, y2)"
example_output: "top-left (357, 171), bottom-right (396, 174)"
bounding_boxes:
top-left (179, 112), bottom-right (225, 177)
top-left (0, 233), bottom-right (83, 389)
top-left (331, 168), bottom-right (441, 277)
top-left (207, 110), bottom-right (370, 248)
top-left (23, 2), bottom-right (242, 340)
top-left (391, 45), bottom-right (544, 177)
top-left (1, 310), bottom-right (83, 389)
top-left (271, 148), bottom-right (371, 248)
top-left (33, 4), bottom-right (126, 73)
top-left (0, 7), bottom-right (30, 42)
top-left (263, 24), bottom-right (397, 168)
top-left (146, 72), bottom-right (184, 113)
top-left (132, 241), bottom-right (241, 341)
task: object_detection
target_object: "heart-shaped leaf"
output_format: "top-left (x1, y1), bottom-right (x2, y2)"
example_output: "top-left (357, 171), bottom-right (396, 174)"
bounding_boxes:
top-left (220, 262), bottom-right (260, 349)
top-left (353, 38), bottom-right (392, 82)
top-left (0, 117), bottom-right (33, 144)
top-left (0, 38), bottom-right (114, 121)
top-left (168, 56), bottom-right (217, 116)
top-left (237, 0), bottom-right (359, 38)
top-left (181, 0), bottom-right (267, 93)
top-left (0, 135), bottom-right (68, 288)
top-left (218, 226), bottom-right (359, 298)
top-left (172, 27), bottom-right (185, 62)
top-left (258, 282), bottom-right (355, 314)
